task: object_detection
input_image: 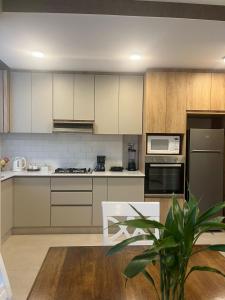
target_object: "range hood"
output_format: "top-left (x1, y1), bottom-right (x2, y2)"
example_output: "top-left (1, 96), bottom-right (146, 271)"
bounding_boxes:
top-left (53, 120), bottom-right (94, 133)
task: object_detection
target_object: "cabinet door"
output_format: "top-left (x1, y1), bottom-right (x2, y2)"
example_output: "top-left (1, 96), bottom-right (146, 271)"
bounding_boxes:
top-left (10, 71), bottom-right (32, 132)
top-left (14, 178), bottom-right (50, 227)
top-left (53, 73), bottom-right (74, 120)
top-left (166, 72), bottom-right (187, 133)
top-left (74, 74), bottom-right (94, 120)
top-left (145, 72), bottom-right (167, 133)
top-left (1, 179), bottom-right (13, 239)
top-left (119, 75), bottom-right (143, 134)
top-left (211, 73), bottom-right (225, 111)
top-left (0, 71), bottom-right (3, 133)
top-left (108, 178), bottom-right (144, 202)
top-left (92, 178), bottom-right (108, 226)
top-left (32, 72), bottom-right (53, 133)
top-left (95, 75), bottom-right (119, 134)
top-left (186, 73), bottom-right (211, 111)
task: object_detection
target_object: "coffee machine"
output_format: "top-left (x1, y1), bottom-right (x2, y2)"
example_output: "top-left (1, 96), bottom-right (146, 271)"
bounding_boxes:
top-left (95, 155), bottom-right (106, 172)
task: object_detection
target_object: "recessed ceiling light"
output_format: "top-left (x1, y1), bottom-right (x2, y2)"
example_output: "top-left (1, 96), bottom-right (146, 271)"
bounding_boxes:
top-left (130, 53), bottom-right (141, 61)
top-left (31, 51), bottom-right (45, 58)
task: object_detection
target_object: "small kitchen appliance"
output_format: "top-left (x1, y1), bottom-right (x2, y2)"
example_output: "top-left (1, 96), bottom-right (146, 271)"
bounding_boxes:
top-left (12, 157), bottom-right (27, 172)
top-left (127, 144), bottom-right (137, 171)
top-left (147, 134), bottom-right (181, 155)
top-left (95, 156), bottom-right (106, 172)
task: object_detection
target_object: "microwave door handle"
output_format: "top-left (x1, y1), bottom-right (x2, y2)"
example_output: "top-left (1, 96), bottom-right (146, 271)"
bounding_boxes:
top-left (150, 164), bottom-right (182, 167)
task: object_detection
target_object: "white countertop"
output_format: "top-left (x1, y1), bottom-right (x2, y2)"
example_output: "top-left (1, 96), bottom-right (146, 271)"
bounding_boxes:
top-left (0, 170), bottom-right (145, 181)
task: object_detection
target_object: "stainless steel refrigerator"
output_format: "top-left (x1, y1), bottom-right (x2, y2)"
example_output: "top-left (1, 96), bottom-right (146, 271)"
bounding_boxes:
top-left (188, 128), bottom-right (224, 213)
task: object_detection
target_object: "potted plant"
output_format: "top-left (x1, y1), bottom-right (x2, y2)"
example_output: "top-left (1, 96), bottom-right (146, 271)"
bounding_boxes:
top-left (107, 194), bottom-right (225, 300)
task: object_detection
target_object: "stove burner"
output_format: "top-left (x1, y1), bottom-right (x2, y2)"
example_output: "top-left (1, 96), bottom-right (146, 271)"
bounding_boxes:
top-left (55, 168), bottom-right (88, 174)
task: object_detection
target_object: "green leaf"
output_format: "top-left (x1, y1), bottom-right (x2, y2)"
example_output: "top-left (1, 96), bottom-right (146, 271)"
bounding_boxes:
top-left (185, 265), bottom-right (225, 281)
top-left (123, 252), bottom-right (158, 278)
top-left (151, 236), bottom-right (178, 252)
top-left (208, 244), bottom-right (225, 252)
top-left (117, 219), bottom-right (166, 230)
top-left (197, 202), bottom-right (225, 225)
top-left (142, 270), bottom-right (160, 300)
top-left (107, 234), bottom-right (154, 256)
top-left (197, 222), bottom-right (225, 232)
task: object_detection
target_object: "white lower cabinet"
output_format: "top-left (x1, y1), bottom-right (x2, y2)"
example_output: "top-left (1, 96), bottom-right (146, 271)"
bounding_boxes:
top-left (51, 206), bottom-right (92, 227)
top-left (92, 178), bottom-right (108, 226)
top-left (14, 178), bottom-right (51, 227)
top-left (107, 178), bottom-right (144, 202)
top-left (1, 179), bottom-right (13, 239)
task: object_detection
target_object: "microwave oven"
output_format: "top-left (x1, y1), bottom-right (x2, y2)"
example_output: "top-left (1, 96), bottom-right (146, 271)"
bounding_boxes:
top-left (146, 134), bottom-right (181, 155)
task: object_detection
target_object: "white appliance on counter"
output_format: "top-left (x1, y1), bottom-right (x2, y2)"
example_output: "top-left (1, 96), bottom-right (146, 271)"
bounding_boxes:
top-left (12, 157), bottom-right (27, 172)
top-left (146, 134), bottom-right (181, 155)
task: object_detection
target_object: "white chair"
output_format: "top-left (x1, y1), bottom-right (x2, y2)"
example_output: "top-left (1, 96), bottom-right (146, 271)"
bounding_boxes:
top-left (102, 201), bottom-right (160, 245)
top-left (0, 255), bottom-right (12, 300)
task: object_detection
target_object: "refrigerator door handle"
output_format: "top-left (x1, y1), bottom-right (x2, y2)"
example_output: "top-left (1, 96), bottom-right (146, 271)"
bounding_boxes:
top-left (191, 149), bottom-right (222, 153)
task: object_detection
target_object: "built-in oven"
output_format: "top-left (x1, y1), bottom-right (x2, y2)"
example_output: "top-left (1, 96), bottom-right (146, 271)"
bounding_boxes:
top-left (145, 156), bottom-right (185, 196)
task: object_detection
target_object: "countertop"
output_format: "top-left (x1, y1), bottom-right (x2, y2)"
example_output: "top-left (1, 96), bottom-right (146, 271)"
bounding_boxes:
top-left (0, 170), bottom-right (145, 182)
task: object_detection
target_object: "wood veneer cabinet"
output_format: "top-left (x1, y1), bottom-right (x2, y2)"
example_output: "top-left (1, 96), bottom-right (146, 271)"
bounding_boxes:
top-left (145, 72), bottom-right (167, 133)
top-left (145, 71), bottom-right (187, 134)
top-left (1, 179), bottom-right (13, 239)
top-left (186, 73), bottom-right (211, 111)
top-left (14, 177), bottom-right (51, 227)
top-left (211, 73), bottom-right (225, 111)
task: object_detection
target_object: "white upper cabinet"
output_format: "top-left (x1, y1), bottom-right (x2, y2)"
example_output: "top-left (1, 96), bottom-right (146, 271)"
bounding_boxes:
top-left (119, 75), bottom-right (143, 134)
top-left (0, 71), bottom-right (3, 133)
top-left (10, 71), bottom-right (32, 133)
top-left (95, 75), bottom-right (119, 134)
top-left (74, 74), bottom-right (94, 121)
top-left (32, 73), bottom-right (53, 133)
top-left (53, 73), bottom-right (74, 120)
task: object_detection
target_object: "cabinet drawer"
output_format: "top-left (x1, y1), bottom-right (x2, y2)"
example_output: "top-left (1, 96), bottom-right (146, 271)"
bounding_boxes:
top-left (51, 177), bottom-right (92, 191)
top-left (51, 192), bottom-right (92, 205)
top-left (51, 206), bottom-right (92, 226)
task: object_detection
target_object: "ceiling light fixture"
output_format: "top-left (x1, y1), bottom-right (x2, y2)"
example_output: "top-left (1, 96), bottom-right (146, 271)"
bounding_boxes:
top-left (31, 51), bottom-right (45, 58)
top-left (130, 53), bottom-right (141, 61)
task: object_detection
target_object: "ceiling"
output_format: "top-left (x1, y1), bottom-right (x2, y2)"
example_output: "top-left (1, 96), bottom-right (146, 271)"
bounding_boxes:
top-left (0, 12), bottom-right (225, 72)
top-left (142, 0), bottom-right (225, 5)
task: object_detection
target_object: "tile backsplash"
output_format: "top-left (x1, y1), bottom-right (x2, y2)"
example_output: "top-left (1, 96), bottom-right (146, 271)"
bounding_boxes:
top-left (0, 133), bottom-right (124, 171)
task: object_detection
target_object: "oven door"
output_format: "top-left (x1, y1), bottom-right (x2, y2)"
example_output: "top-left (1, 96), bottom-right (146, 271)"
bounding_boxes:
top-left (145, 163), bottom-right (184, 195)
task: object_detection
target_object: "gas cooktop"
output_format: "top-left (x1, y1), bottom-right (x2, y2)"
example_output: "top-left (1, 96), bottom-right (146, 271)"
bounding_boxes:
top-left (54, 168), bottom-right (91, 174)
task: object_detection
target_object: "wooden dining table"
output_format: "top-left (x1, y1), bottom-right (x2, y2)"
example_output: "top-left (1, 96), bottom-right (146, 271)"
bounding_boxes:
top-left (28, 245), bottom-right (225, 300)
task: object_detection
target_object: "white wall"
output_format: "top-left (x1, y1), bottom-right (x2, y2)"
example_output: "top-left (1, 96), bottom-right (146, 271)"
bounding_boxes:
top-left (1, 133), bottom-right (123, 171)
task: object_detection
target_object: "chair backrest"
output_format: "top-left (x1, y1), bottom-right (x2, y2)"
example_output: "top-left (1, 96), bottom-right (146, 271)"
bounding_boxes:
top-left (102, 201), bottom-right (160, 245)
top-left (0, 254), bottom-right (12, 300)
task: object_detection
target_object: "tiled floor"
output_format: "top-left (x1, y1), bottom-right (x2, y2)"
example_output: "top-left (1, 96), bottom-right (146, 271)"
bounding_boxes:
top-left (2, 232), bottom-right (225, 300)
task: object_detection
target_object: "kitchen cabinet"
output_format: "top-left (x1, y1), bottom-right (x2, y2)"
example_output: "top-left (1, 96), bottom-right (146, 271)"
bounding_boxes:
top-left (186, 73), bottom-right (211, 111)
top-left (0, 71), bottom-right (3, 133)
top-left (95, 75), bottom-right (119, 134)
top-left (14, 177), bottom-right (50, 227)
top-left (74, 74), bottom-right (94, 120)
top-left (53, 73), bottom-right (74, 120)
top-left (31, 72), bottom-right (53, 133)
top-left (211, 73), bottom-right (225, 111)
top-left (119, 75), bottom-right (143, 134)
top-left (1, 179), bottom-right (13, 239)
top-left (166, 72), bottom-right (187, 133)
top-left (145, 72), bottom-right (187, 134)
top-left (108, 178), bottom-right (144, 202)
top-left (10, 71), bottom-right (32, 133)
top-left (145, 72), bottom-right (167, 133)
top-left (92, 178), bottom-right (108, 226)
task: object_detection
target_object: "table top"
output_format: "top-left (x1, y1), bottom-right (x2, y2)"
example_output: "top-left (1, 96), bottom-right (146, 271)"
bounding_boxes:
top-left (28, 245), bottom-right (225, 300)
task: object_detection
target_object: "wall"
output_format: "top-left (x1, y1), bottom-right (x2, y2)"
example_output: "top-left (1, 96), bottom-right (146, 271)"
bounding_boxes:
top-left (1, 133), bottom-right (124, 171)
